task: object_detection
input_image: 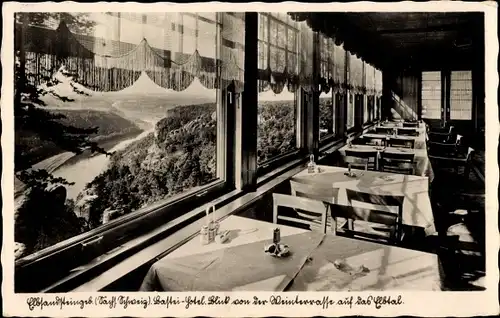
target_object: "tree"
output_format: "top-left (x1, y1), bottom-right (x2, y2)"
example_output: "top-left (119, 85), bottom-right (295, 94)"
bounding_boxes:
top-left (14, 12), bottom-right (110, 257)
top-left (15, 13), bottom-right (110, 172)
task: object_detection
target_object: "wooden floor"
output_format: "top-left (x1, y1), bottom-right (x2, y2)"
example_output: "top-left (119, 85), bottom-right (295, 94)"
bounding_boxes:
top-left (429, 150), bottom-right (485, 291)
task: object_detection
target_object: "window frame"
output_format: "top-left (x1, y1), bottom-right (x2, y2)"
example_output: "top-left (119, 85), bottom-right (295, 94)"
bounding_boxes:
top-left (421, 71), bottom-right (443, 120)
top-left (318, 89), bottom-right (336, 143)
top-left (14, 12), bottom-right (235, 293)
top-left (449, 69), bottom-right (473, 120)
top-left (346, 91), bottom-right (356, 131)
top-left (256, 12), bottom-right (302, 171)
top-left (318, 35), bottom-right (337, 144)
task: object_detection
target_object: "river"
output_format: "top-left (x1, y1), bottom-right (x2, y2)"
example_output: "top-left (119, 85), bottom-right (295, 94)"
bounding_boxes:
top-left (51, 128), bottom-right (154, 200)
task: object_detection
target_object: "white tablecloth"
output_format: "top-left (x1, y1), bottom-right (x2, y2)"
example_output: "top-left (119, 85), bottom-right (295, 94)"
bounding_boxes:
top-left (140, 216), bottom-right (442, 291)
top-left (292, 165), bottom-right (436, 235)
top-left (339, 144), bottom-right (434, 181)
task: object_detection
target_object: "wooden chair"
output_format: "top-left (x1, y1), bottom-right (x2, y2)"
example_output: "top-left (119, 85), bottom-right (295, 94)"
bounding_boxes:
top-left (344, 188), bottom-right (405, 243)
top-left (290, 180), bottom-right (340, 231)
top-left (272, 193), bottom-right (328, 233)
top-left (380, 152), bottom-right (416, 175)
top-left (351, 137), bottom-right (368, 145)
top-left (363, 136), bottom-right (385, 146)
top-left (388, 137), bottom-right (415, 149)
top-left (375, 127), bottom-right (394, 135)
top-left (403, 122), bottom-right (419, 128)
top-left (344, 149), bottom-right (378, 171)
top-left (429, 147), bottom-right (475, 180)
top-left (397, 128), bottom-right (419, 137)
top-left (327, 202), bottom-right (400, 244)
top-left (428, 125), bottom-right (455, 143)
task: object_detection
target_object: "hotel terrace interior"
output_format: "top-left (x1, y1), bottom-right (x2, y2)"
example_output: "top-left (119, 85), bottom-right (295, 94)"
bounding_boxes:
top-left (13, 11), bottom-right (488, 293)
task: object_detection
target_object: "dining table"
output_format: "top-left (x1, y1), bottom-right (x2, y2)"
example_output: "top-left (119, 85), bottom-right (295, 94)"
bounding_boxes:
top-left (139, 215), bottom-right (443, 291)
top-left (292, 165), bottom-right (437, 236)
top-left (339, 144), bottom-right (434, 181)
top-left (340, 122), bottom-right (434, 181)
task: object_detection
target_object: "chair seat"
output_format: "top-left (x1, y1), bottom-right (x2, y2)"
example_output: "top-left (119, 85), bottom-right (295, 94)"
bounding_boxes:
top-left (446, 223), bottom-right (482, 256)
top-left (344, 220), bottom-right (393, 238)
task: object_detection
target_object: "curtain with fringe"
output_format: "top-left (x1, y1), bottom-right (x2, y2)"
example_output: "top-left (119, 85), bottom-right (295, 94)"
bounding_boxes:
top-left (257, 13), bottom-right (306, 94)
top-left (332, 42), bottom-right (346, 94)
top-left (17, 12), bottom-right (246, 93)
top-left (364, 62), bottom-right (376, 96)
top-left (319, 33), bottom-right (334, 94)
top-left (375, 68), bottom-right (383, 97)
top-left (348, 52), bottom-right (364, 94)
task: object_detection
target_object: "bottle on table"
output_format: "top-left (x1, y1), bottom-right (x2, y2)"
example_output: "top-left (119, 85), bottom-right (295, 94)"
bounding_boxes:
top-left (307, 154), bottom-right (316, 173)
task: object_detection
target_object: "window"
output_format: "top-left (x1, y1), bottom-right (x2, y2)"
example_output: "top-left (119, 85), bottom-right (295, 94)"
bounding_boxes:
top-left (363, 96), bottom-right (369, 123)
top-left (375, 96), bottom-right (381, 120)
top-left (319, 91), bottom-right (334, 139)
top-left (450, 70), bottom-right (473, 120)
top-left (257, 13), bottom-right (298, 164)
top-left (319, 35), bottom-right (335, 140)
top-left (346, 93), bottom-right (355, 129)
top-left (421, 71), bottom-right (442, 119)
top-left (14, 12), bottom-right (228, 262)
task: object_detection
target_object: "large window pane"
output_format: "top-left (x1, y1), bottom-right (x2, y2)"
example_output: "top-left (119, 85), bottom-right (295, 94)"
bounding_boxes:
top-left (450, 70), bottom-right (472, 120)
top-left (257, 81), bottom-right (297, 163)
top-left (319, 91), bottom-right (334, 139)
top-left (347, 93), bottom-right (355, 129)
top-left (257, 13), bottom-right (299, 164)
top-left (14, 12), bottom-right (222, 258)
top-left (422, 71), bottom-right (442, 119)
top-left (363, 96), bottom-right (369, 123)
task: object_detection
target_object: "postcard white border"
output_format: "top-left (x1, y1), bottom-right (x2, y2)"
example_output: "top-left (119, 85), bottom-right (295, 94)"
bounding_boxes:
top-left (2, 1), bottom-right (499, 317)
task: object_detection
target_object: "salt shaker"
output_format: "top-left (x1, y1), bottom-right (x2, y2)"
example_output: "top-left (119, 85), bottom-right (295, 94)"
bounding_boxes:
top-left (200, 225), bottom-right (210, 245)
top-left (273, 228), bottom-right (281, 244)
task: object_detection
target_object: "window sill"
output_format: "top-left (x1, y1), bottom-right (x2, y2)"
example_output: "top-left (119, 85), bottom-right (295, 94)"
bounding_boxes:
top-left (41, 185), bottom-right (242, 292)
top-left (257, 149), bottom-right (302, 177)
top-left (70, 160), bottom-right (311, 292)
top-left (16, 179), bottom-right (226, 269)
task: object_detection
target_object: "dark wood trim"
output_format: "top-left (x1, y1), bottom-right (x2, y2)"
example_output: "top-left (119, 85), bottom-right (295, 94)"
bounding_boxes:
top-left (443, 70), bottom-right (451, 124)
top-left (309, 31), bottom-right (320, 159)
top-left (236, 12), bottom-right (259, 191)
top-left (417, 71), bottom-right (423, 120)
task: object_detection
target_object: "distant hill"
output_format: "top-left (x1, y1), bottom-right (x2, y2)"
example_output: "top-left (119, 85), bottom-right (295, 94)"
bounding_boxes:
top-left (15, 109), bottom-right (143, 171)
top-left (76, 102), bottom-right (217, 227)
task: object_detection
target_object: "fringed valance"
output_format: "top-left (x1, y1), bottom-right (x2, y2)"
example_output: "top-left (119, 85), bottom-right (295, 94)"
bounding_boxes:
top-left (257, 13), bottom-right (314, 94)
top-left (364, 62), bottom-right (376, 96)
top-left (17, 14), bottom-right (245, 93)
top-left (288, 12), bottom-right (386, 70)
top-left (375, 68), bottom-right (383, 96)
top-left (348, 52), bottom-right (364, 94)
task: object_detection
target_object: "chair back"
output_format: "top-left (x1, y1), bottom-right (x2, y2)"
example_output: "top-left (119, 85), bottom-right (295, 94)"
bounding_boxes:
top-left (272, 193), bottom-right (328, 233)
top-left (397, 128), bottom-right (419, 137)
top-left (327, 203), bottom-right (399, 242)
top-left (364, 136), bottom-right (385, 146)
top-left (344, 149), bottom-right (378, 171)
top-left (465, 147), bottom-right (475, 162)
top-left (344, 188), bottom-right (405, 241)
top-left (380, 152), bottom-right (415, 175)
top-left (388, 137), bottom-right (415, 149)
top-left (403, 122), bottom-right (419, 128)
top-left (290, 180), bottom-right (339, 204)
top-left (351, 137), bottom-right (368, 145)
top-left (375, 127), bottom-right (394, 135)
top-left (290, 181), bottom-right (339, 231)
top-left (427, 141), bottom-right (459, 157)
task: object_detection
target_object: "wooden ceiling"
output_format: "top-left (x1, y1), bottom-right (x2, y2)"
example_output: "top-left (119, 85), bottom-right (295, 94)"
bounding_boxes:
top-left (290, 12), bottom-right (484, 71)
